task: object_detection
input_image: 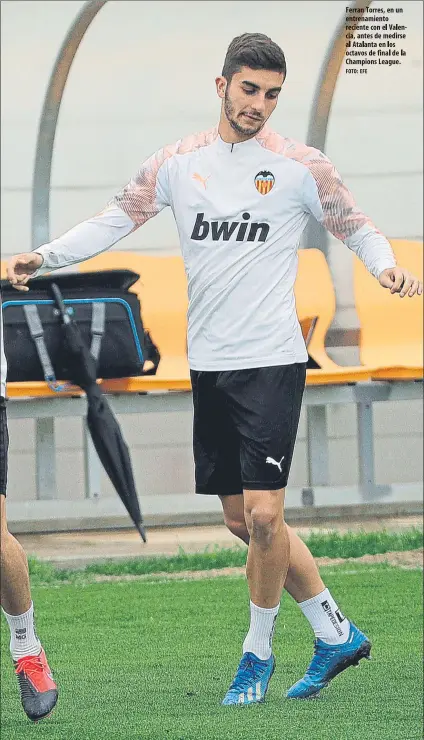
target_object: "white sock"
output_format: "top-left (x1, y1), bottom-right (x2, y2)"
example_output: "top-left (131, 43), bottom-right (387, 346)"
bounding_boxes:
top-left (2, 602), bottom-right (42, 660)
top-left (242, 600), bottom-right (280, 660)
top-left (298, 588), bottom-right (350, 645)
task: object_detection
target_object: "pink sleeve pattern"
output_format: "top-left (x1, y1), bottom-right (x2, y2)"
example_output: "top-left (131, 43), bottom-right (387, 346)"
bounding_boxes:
top-left (112, 127), bottom-right (218, 228)
top-left (257, 127), bottom-right (377, 241)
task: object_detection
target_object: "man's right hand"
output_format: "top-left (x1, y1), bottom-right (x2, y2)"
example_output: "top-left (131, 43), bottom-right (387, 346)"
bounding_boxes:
top-left (6, 252), bottom-right (43, 292)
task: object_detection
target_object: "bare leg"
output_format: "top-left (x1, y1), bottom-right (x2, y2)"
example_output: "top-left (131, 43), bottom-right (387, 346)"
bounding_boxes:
top-left (283, 527), bottom-right (325, 602)
top-left (221, 494), bottom-right (324, 602)
top-left (243, 488), bottom-right (289, 608)
top-left (221, 490), bottom-right (287, 702)
top-left (0, 495), bottom-right (31, 615)
top-left (220, 496), bottom-right (369, 702)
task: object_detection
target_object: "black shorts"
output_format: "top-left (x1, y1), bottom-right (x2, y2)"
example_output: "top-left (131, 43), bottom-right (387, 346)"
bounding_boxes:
top-left (0, 397), bottom-right (9, 496)
top-left (191, 363), bottom-right (306, 495)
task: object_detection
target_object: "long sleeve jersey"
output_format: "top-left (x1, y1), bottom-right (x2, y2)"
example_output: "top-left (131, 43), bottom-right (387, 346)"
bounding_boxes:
top-left (33, 125), bottom-right (396, 372)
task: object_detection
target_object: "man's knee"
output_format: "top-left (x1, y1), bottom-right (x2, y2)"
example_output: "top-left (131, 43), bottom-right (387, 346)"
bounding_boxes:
top-left (249, 508), bottom-right (281, 546)
top-left (244, 491), bottom-right (285, 548)
top-left (224, 515), bottom-right (249, 544)
top-left (219, 495), bottom-right (249, 544)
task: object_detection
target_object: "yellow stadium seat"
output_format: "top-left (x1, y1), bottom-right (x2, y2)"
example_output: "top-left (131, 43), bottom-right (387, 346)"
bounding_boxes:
top-left (10, 244), bottom-right (417, 396)
top-left (78, 251), bottom-right (191, 392)
top-left (294, 249), bottom-right (375, 385)
top-left (354, 240), bottom-right (423, 380)
top-left (6, 382), bottom-right (85, 399)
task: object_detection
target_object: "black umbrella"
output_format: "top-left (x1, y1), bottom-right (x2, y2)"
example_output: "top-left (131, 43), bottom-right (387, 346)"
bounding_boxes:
top-left (50, 283), bottom-right (147, 542)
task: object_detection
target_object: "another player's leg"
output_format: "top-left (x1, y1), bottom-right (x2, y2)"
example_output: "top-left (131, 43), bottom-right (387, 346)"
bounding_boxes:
top-left (0, 401), bottom-right (58, 722)
top-left (222, 495), bottom-right (371, 699)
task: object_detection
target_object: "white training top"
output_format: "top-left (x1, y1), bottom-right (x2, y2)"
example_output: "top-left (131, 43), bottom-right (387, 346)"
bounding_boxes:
top-left (33, 125), bottom-right (396, 372)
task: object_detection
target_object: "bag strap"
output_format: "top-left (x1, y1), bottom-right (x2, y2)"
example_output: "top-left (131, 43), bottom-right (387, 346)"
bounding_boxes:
top-left (23, 305), bottom-right (69, 392)
top-left (90, 302), bottom-right (106, 363)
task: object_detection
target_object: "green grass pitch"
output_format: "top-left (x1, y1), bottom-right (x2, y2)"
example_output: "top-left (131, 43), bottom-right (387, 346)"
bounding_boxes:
top-left (1, 564), bottom-right (422, 740)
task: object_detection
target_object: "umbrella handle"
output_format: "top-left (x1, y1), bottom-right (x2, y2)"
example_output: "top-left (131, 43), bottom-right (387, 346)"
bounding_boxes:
top-left (50, 283), bottom-right (71, 324)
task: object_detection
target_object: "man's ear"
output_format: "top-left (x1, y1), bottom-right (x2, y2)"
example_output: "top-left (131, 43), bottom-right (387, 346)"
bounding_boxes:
top-left (215, 76), bottom-right (227, 99)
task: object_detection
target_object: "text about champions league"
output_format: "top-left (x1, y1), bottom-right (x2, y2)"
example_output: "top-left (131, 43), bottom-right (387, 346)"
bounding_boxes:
top-left (345, 6), bottom-right (407, 74)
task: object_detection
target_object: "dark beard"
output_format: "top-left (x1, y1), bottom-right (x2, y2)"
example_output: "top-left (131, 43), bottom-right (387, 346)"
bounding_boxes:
top-left (224, 90), bottom-right (263, 136)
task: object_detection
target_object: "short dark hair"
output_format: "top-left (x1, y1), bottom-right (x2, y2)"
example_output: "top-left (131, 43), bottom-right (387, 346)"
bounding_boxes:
top-left (222, 33), bottom-right (286, 83)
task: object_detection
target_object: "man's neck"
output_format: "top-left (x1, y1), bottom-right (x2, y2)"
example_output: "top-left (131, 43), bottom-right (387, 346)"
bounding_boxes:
top-left (218, 118), bottom-right (256, 145)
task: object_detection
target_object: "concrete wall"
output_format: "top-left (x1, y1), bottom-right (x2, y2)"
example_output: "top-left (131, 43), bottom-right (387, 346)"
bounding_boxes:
top-left (6, 398), bottom-right (423, 516)
top-left (1, 1), bottom-right (423, 513)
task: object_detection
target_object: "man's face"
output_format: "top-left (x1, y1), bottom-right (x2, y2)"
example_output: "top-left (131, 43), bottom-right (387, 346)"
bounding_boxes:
top-left (217, 66), bottom-right (284, 137)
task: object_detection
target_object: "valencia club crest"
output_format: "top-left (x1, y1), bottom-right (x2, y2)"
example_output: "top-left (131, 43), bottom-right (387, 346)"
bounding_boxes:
top-left (254, 171), bottom-right (275, 195)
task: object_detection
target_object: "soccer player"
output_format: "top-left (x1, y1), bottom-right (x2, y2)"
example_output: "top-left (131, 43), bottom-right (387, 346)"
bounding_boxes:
top-left (0, 301), bottom-right (58, 721)
top-left (7, 33), bottom-right (422, 704)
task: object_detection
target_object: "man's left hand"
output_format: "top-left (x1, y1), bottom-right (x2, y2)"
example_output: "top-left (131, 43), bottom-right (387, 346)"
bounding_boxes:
top-left (378, 266), bottom-right (423, 298)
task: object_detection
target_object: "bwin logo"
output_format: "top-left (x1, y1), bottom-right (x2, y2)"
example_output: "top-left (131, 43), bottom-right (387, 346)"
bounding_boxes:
top-left (191, 212), bottom-right (270, 243)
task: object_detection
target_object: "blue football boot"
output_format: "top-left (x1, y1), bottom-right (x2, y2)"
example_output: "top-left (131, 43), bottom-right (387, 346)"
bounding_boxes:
top-left (286, 623), bottom-right (371, 699)
top-left (222, 652), bottom-right (275, 705)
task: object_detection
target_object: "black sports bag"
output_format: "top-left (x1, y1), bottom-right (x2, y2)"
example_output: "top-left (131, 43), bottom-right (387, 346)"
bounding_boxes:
top-left (1, 269), bottom-right (159, 386)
